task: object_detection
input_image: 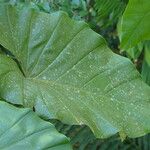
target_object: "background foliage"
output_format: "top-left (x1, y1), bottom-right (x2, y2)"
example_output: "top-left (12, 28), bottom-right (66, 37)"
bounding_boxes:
top-left (0, 0), bottom-right (150, 149)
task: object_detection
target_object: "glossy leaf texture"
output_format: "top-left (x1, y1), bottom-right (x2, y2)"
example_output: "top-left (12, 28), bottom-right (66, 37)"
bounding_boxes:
top-left (119, 0), bottom-right (150, 50)
top-left (0, 100), bottom-right (71, 150)
top-left (1, 4), bottom-right (150, 139)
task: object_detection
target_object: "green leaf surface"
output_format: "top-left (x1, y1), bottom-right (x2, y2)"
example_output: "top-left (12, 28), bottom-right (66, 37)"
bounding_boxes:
top-left (0, 100), bottom-right (71, 150)
top-left (1, 4), bottom-right (150, 139)
top-left (119, 0), bottom-right (150, 49)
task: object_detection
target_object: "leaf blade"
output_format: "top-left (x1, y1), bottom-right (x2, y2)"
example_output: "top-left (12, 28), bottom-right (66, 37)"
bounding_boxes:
top-left (1, 4), bottom-right (150, 139)
top-left (0, 100), bottom-right (72, 150)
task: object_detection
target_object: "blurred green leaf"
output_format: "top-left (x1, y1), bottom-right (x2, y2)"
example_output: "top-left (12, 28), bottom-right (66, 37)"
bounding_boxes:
top-left (144, 41), bottom-right (150, 66)
top-left (95, 0), bottom-right (127, 28)
top-left (142, 41), bottom-right (150, 86)
top-left (124, 42), bottom-right (143, 60)
top-left (142, 61), bottom-right (150, 86)
top-left (119, 0), bottom-right (150, 50)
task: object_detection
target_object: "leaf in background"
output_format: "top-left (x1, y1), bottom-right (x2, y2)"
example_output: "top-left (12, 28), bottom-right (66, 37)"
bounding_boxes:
top-left (124, 42), bottom-right (143, 60)
top-left (1, 4), bottom-right (150, 139)
top-left (142, 41), bottom-right (150, 86)
top-left (119, 0), bottom-right (150, 50)
top-left (0, 100), bottom-right (71, 150)
top-left (95, 0), bottom-right (127, 28)
top-left (144, 41), bottom-right (150, 66)
top-left (142, 61), bottom-right (150, 86)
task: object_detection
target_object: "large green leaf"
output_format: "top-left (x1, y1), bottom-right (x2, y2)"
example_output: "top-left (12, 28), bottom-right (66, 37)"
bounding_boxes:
top-left (119, 0), bottom-right (150, 49)
top-left (1, 4), bottom-right (150, 139)
top-left (0, 100), bottom-right (71, 150)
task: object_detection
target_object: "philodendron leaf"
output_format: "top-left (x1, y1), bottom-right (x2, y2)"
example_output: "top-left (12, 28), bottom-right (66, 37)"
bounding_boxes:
top-left (119, 0), bottom-right (150, 49)
top-left (0, 100), bottom-right (71, 150)
top-left (1, 4), bottom-right (150, 139)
